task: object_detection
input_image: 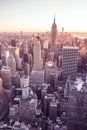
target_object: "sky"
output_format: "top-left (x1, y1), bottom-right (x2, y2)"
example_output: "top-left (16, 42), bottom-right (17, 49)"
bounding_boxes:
top-left (0, 0), bottom-right (87, 32)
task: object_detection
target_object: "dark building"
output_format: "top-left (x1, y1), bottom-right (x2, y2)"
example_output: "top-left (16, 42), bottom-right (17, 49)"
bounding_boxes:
top-left (67, 75), bottom-right (87, 130)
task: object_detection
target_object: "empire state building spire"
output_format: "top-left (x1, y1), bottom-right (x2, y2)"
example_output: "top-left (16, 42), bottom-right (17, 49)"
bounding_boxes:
top-left (51, 17), bottom-right (57, 45)
top-left (54, 16), bottom-right (55, 23)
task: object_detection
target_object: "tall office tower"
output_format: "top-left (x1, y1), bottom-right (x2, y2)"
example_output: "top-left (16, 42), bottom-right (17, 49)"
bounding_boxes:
top-left (7, 54), bottom-right (16, 75)
top-left (62, 27), bottom-right (64, 34)
top-left (1, 66), bottom-right (12, 88)
top-left (30, 39), bottom-right (44, 85)
top-left (0, 78), bottom-right (3, 94)
top-left (5, 50), bottom-right (9, 65)
top-left (62, 46), bottom-right (79, 79)
top-left (43, 39), bottom-right (49, 49)
top-left (51, 17), bottom-right (57, 45)
top-left (33, 39), bottom-right (43, 71)
top-left (23, 40), bottom-right (28, 54)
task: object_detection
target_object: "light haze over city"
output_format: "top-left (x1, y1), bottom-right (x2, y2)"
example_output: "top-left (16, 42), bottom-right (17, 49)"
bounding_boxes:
top-left (0, 0), bottom-right (87, 32)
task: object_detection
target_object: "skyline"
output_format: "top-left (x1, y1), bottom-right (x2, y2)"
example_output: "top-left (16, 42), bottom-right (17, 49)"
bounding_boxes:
top-left (0, 0), bottom-right (87, 32)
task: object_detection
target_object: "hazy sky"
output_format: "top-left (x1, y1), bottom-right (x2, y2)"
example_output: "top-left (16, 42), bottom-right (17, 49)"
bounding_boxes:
top-left (0, 0), bottom-right (87, 32)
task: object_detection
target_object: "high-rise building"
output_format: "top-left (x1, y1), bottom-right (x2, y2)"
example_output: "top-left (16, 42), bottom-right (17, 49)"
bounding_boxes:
top-left (33, 39), bottom-right (43, 71)
top-left (5, 50), bottom-right (9, 65)
top-left (1, 66), bottom-right (12, 88)
top-left (7, 54), bottom-right (16, 75)
top-left (51, 17), bottom-right (57, 45)
top-left (11, 39), bottom-right (16, 47)
top-left (62, 46), bottom-right (79, 78)
top-left (23, 40), bottom-right (28, 54)
top-left (30, 39), bottom-right (44, 85)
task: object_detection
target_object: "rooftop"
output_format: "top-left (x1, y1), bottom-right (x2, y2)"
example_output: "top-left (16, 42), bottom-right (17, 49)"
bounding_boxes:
top-left (63, 46), bottom-right (79, 50)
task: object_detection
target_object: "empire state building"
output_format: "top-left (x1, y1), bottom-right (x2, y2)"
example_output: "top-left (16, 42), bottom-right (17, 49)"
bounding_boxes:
top-left (51, 17), bottom-right (57, 45)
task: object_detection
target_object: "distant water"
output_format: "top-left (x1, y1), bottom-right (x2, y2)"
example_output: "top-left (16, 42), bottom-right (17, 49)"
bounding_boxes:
top-left (72, 34), bottom-right (87, 39)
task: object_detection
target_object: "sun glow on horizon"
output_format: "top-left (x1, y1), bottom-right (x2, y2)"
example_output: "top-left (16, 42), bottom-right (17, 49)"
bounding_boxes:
top-left (0, 0), bottom-right (87, 32)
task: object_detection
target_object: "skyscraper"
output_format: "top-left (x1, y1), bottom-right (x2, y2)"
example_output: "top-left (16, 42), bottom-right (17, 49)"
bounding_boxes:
top-left (33, 39), bottom-right (43, 71)
top-left (23, 40), bottom-right (28, 54)
top-left (51, 17), bottom-right (57, 45)
top-left (7, 54), bottom-right (16, 75)
top-left (62, 46), bottom-right (79, 78)
top-left (1, 66), bottom-right (12, 88)
top-left (30, 39), bottom-right (44, 85)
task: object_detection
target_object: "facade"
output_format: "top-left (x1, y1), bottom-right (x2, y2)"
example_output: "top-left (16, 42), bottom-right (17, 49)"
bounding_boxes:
top-left (44, 61), bottom-right (58, 83)
top-left (9, 104), bottom-right (19, 119)
top-left (7, 54), bottom-right (16, 75)
top-left (67, 75), bottom-right (87, 130)
top-left (30, 70), bottom-right (44, 85)
top-left (19, 98), bottom-right (37, 122)
top-left (49, 101), bottom-right (57, 122)
top-left (19, 99), bottom-right (30, 122)
top-left (22, 86), bottom-right (29, 99)
top-left (30, 39), bottom-right (44, 85)
top-left (5, 50), bottom-right (9, 65)
top-left (33, 39), bottom-right (43, 71)
top-left (1, 66), bottom-right (12, 88)
top-left (20, 76), bottom-right (29, 88)
top-left (62, 46), bottom-right (79, 78)
top-left (23, 40), bottom-right (28, 54)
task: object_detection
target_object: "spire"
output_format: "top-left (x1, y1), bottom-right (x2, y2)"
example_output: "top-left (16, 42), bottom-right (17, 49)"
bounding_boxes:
top-left (54, 14), bottom-right (56, 23)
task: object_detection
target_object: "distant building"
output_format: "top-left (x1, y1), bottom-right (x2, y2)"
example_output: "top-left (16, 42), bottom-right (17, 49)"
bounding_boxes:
top-left (11, 39), bottom-right (16, 47)
top-left (23, 40), bottom-right (28, 54)
top-left (51, 17), bottom-right (57, 45)
top-left (62, 46), bottom-right (79, 78)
